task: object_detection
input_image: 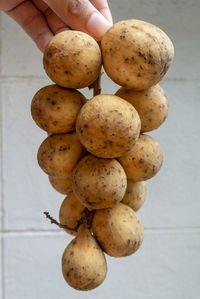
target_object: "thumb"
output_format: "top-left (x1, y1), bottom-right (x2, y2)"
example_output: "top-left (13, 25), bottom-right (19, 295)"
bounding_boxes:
top-left (43, 0), bottom-right (112, 40)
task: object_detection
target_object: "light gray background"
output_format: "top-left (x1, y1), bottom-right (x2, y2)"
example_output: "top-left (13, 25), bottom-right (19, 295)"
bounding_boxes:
top-left (0, 0), bottom-right (200, 298)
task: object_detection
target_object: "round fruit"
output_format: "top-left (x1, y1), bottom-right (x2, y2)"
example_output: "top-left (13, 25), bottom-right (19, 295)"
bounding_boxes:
top-left (101, 19), bottom-right (174, 90)
top-left (48, 174), bottom-right (72, 195)
top-left (118, 134), bottom-right (163, 181)
top-left (121, 180), bottom-right (146, 211)
top-left (62, 224), bottom-right (107, 290)
top-left (31, 85), bottom-right (86, 134)
top-left (43, 31), bottom-right (101, 88)
top-left (59, 193), bottom-right (86, 236)
top-left (37, 133), bottom-right (85, 178)
top-left (92, 203), bottom-right (144, 257)
top-left (72, 155), bottom-right (127, 210)
top-left (116, 84), bottom-right (168, 132)
top-left (76, 94), bottom-right (141, 158)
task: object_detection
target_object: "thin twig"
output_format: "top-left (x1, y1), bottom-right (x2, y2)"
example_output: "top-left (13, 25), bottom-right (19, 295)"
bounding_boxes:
top-left (44, 208), bottom-right (89, 232)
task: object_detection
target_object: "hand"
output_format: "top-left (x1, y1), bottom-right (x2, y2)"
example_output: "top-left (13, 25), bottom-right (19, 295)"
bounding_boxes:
top-left (0, 0), bottom-right (113, 52)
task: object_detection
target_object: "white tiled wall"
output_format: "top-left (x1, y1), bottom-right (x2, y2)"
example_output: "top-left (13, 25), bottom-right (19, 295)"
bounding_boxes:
top-left (3, 231), bottom-right (200, 299)
top-left (0, 1), bottom-right (200, 298)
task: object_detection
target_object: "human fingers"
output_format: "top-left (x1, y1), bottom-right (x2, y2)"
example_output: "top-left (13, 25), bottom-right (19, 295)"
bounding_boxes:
top-left (33, 0), bottom-right (71, 35)
top-left (43, 0), bottom-right (112, 40)
top-left (89, 0), bottom-right (113, 24)
top-left (6, 0), bottom-right (53, 52)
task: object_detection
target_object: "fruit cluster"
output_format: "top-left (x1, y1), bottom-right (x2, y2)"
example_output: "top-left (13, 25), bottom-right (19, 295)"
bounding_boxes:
top-left (31, 19), bottom-right (174, 291)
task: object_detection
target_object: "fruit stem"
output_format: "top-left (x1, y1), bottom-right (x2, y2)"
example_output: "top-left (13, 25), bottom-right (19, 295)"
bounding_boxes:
top-left (89, 71), bottom-right (102, 97)
top-left (86, 210), bottom-right (95, 227)
top-left (43, 208), bottom-right (90, 232)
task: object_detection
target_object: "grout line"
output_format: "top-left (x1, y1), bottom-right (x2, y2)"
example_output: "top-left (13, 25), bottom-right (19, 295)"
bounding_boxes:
top-left (144, 226), bottom-right (200, 233)
top-left (0, 100), bottom-right (3, 297)
top-left (1, 238), bottom-right (4, 299)
top-left (0, 15), bottom-right (4, 299)
top-left (0, 13), bottom-right (5, 299)
top-left (0, 13), bottom-right (2, 73)
top-left (0, 75), bottom-right (46, 80)
top-left (0, 226), bottom-right (200, 237)
top-left (0, 229), bottom-right (61, 234)
top-left (0, 230), bottom-right (66, 237)
top-left (0, 75), bottom-right (199, 83)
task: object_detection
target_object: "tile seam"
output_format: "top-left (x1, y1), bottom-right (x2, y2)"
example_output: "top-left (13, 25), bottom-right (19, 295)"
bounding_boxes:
top-left (0, 76), bottom-right (199, 83)
top-left (0, 13), bottom-right (2, 73)
top-left (1, 238), bottom-right (4, 299)
top-left (0, 226), bottom-right (200, 237)
top-left (0, 12), bottom-right (5, 299)
top-left (0, 75), bottom-right (46, 80)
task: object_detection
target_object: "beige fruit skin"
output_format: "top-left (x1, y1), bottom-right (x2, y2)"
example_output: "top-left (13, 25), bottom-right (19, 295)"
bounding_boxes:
top-left (76, 94), bottom-right (141, 158)
top-left (31, 85), bottom-right (86, 134)
top-left (62, 225), bottom-right (107, 291)
top-left (92, 203), bottom-right (144, 257)
top-left (37, 133), bottom-right (86, 178)
top-left (59, 193), bottom-right (86, 236)
top-left (72, 155), bottom-right (127, 210)
top-left (115, 84), bottom-right (169, 132)
top-left (121, 180), bottom-right (146, 211)
top-left (101, 19), bottom-right (174, 90)
top-left (43, 31), bottom-right (102, 89)
top-left (48, 174), bottom-right (73, 195)
top-left (118, 134), bottom-right (163, 181)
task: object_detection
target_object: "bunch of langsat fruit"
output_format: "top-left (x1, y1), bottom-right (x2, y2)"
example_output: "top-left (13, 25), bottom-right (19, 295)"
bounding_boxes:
top-left (31, 19), bottom-right (174, 291)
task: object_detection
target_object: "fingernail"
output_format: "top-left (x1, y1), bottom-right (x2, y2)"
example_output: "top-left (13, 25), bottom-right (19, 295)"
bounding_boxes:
top-left (87, 12), bottom-right (112, 39)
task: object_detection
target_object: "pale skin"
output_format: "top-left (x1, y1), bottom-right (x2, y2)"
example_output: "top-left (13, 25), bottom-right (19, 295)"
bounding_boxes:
top-left (0, 0), bottom-right (113, 52)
